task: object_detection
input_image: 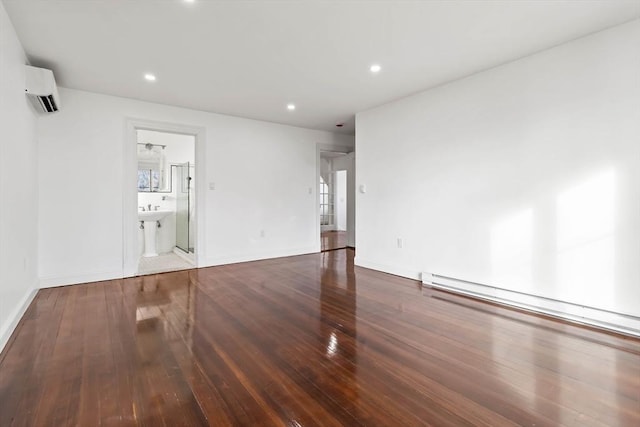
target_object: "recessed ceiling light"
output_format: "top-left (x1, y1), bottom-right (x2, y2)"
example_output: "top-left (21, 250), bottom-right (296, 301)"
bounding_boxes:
top-left (370, 64), bottom-right (381, 73)
top-left (144, 73), bottom-right (156, 82)
top-left (184, 0), bottom-right (195, 3)
top-left (287, 103), bottom-right (296, 111)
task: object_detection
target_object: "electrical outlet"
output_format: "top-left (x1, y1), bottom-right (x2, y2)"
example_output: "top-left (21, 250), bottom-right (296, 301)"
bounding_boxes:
top-left (209, 182), bottom-right (216, 190)
top-left (397, 238), bottom-right (403, 249)
top-left (260, 229), bottom-right (265, 238)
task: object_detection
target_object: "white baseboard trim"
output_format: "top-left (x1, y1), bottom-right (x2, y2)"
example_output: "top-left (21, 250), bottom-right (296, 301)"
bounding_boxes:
top-left (39, 245), bottom-right (319, 288)
top-left (0, 286), bottom-right (38, 354)
top-left (350, 259), bottom-right (640, 337)
top-left (204, 246), bottom-right (318, 267)
top-left (354, 257), bottom-right (421, 281)
top-left (424, 273), bottom-right (640, 337)
top-left (39, 269), bottom-right (124, 288)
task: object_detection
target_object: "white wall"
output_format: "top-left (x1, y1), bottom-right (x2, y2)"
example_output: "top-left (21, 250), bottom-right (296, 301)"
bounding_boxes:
top-left (37, 88), bottom-right (353, 286)
top-left (356, 20), bottom-right (640, 318)
top-left (0, 1), bottom-right (38, 349)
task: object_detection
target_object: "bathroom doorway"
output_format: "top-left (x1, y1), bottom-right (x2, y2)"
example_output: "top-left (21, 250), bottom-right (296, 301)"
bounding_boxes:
top-left (136, 129), bottom-right (196, 275)
top-left (123, 119), bottom-right (206, 278)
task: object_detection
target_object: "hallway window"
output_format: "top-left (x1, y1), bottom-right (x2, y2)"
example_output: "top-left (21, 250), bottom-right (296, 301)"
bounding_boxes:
top-left (320, 176), bottom-right (334, 225)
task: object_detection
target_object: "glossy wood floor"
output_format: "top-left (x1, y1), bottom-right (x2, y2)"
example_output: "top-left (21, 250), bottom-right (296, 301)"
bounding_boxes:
top-left (321, 230), bottom-right (347, 251)
top-left (1, 249), bottom-right (639, 426)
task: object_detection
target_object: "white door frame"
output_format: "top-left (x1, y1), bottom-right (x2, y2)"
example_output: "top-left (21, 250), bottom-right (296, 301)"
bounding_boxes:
top-left (123, 118), bottom-right (207, 276)
top-left (316, 143), bottom-right (352, 251)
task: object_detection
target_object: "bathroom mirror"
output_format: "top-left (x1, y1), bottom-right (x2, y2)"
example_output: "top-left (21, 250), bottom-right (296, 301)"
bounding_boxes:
top-left (137, 143), bottom-right (172, 192)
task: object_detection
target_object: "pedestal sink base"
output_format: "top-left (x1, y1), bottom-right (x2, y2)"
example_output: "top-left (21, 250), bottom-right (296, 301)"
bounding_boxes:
top-left (138, 210), bottom-right (172, 257)
top-left (142, 220), bottom-right (159, 257)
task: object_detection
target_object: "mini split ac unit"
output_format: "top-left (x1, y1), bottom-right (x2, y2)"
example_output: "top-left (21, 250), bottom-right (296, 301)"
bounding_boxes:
top-left (25, 65), bottom-right (61, 113)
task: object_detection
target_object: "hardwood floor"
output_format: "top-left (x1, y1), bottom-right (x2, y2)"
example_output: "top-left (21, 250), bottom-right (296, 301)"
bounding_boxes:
top-left (1, 249), bottom-right (638, 426)
top-left (321, 230), bottom-right (347, 251)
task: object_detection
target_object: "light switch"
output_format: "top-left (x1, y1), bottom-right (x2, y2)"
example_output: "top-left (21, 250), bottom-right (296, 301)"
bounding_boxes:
top-left (359, 184), bottom-right (366, 194)
top-left (209, 182), bottom-right (215, 190)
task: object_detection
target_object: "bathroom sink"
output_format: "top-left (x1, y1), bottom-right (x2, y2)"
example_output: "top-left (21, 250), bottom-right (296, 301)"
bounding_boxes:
top-left (139, 210), bottom-right (173, 257)
top-left (138, 210), bottom-right (172, 222)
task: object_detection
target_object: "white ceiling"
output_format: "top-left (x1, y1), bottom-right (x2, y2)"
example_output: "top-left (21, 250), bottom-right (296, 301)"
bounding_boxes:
top-left (4, 1), bottom-right (639, 135)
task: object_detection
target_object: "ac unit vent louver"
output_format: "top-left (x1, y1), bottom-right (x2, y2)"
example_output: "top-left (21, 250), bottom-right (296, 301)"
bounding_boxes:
top-left (37, 94), bottom-right (58, 113)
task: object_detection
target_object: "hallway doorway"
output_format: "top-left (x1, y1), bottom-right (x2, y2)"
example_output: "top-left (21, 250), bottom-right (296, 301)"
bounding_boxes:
top-left (319, 151), bottom-right (351, 252)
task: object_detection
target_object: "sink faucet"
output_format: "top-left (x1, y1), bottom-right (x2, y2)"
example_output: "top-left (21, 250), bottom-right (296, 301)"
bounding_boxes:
top-left (147, 204), bottom-right (152, 211)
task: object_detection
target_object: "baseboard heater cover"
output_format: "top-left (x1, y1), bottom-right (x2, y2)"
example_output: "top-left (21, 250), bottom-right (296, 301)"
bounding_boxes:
top-left (421, 272), bottom-right (640, 338)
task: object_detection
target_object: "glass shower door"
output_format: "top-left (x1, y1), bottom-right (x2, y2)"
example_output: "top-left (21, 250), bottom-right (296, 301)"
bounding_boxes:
top-left (176, 162), bottom-right (191, 253)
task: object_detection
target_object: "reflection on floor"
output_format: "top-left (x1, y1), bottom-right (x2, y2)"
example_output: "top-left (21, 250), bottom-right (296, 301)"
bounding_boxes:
top-left (1, 249), bottom-right (638, 425)
top-left (138, 252), bottom-right (194, 275)
top-left (321, 230), bottom-right (347, 251)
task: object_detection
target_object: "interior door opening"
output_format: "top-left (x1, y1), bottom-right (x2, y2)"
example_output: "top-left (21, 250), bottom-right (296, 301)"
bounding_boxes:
top-left (320, 151), bottom-right (350, 252)
top-left (136, 129), bottom-right (196, 275)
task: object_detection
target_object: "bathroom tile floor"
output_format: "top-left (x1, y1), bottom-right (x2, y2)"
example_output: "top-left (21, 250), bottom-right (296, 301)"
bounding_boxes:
top-left (138, 252), bottom-right (194, 275)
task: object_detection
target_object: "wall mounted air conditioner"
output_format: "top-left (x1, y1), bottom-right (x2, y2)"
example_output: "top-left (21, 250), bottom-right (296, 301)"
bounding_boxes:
top-left (25, 65), bottom-right (60, 113)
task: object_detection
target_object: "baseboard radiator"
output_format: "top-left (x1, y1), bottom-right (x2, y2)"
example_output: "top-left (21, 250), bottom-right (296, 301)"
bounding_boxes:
top-left (421, 272), bottom-right (640, 338)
